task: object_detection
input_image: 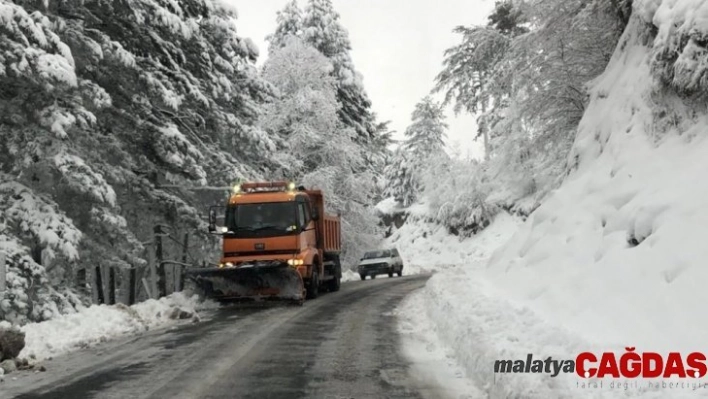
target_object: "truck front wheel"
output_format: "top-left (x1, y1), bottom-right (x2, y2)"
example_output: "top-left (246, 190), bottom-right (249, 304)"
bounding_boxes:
top-left (307, 270), bottom-right (319, 299)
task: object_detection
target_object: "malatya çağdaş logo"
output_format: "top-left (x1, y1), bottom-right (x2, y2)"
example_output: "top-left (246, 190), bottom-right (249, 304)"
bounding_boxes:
top-left (494, 348), bottom-right (707, 379)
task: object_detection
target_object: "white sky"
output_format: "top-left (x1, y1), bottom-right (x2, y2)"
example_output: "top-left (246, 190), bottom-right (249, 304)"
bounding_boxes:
top-left (225, 0), bottom-right (496, 160)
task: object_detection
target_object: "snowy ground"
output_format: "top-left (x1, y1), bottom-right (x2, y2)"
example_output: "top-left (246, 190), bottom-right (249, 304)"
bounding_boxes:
top-left (341, 269), bottom-right (361, 282)
top-left (3, 293), bottom-right (218, 364)
top-left (392, 213), bottom-right (708, 399)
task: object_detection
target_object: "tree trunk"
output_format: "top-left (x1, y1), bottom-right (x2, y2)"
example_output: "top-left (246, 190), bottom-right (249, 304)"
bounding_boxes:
top-left (480, 76), bottom-right (491, 161)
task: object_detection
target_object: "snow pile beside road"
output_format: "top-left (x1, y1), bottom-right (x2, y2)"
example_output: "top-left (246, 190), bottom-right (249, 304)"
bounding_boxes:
top-left (19, 293), bottom-right (213, 361)
top-left (397, 212), bottom-right (553, 397)
top-left (397, 291), bottom-right (484, 399)
top-left (341, 269), bottom-right (360, 282)
top-left (396, 214), bottom-right (670, 398)
top-left (387, 211), bottom-right (520, 276)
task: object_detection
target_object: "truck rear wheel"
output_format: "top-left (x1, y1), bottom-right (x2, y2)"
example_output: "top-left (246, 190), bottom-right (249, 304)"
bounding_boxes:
top-left (360, 274), bottom-right (366, 281)
top-left (327, 274), bottom-right (341, 292)
top-left (326, 255), bottom-right (341, 292)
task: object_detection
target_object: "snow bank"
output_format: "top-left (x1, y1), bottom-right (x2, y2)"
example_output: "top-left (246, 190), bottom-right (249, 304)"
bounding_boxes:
top-left (397, 290), bottom-right (484, 399)
top-left (395, 213), bottom-right (682, 398)
top-left (19, 293), bottom-right (215, 362)
top-left (341, 269), bottom-right (360, 282)
top-left (386, 211), bottom-right (520, 275)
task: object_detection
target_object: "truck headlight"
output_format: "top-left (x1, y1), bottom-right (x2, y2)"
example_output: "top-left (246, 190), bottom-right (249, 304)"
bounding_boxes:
top-left (225, 262), bottom-right (234, 268)
top-left (287, 259), bottom-right (304, 266)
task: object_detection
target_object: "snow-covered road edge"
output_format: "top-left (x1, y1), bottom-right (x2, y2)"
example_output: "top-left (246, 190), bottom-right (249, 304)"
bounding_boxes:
top-left (6, 292), bottom-right (219, 363)
top-left (393, 213), bottom-right (681, 399)
top-left (397, 289), bottom-right (484, 399)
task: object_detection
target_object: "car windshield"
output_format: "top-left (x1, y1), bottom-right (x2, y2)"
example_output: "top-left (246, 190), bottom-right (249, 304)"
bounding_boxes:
top-left (363, 250), bottom-right (391, 259)
top-left (225, 202), bottom-right (298, 236)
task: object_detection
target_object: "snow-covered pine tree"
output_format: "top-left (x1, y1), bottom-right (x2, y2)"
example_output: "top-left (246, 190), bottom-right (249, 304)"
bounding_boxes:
top-left (383, 97), bottom-right (449, 207)
top-left (369, 120), bottom-right (397, 203)
top-left (267, 0), bottom-right (390, 206)
top-left (301, 0), bottom-right (377, 143)
top-left (382, 148), bottom-right (417, 207)
top-left (431, 0), bottom-right (626, 217)
top-left (402, 97), bottom-right (448, 156)
top-left (482, 0), bottom-right (626, 209)
top-left (0, 0), bottom-right (275, 323)
top-left (266, 0), bottom-right (303, 54)
top-left (260, 36), bottom-right (381, 264)
top-left (433, 0), bottom-right (524, 161)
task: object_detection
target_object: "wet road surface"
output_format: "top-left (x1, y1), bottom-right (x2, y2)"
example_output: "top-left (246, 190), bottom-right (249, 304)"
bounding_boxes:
top-left (1, 274), bottom-right (446, 399)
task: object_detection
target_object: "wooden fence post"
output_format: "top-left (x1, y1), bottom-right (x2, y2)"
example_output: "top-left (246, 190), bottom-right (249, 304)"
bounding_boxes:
top-left (154, 225), bottom-right (167, 298)
top-left (177, 232), bottom-right (189, 292)
top-left (148, 241), bottom-right (157, 299)
top-left (128, 268), bottom-right (137, 305)
top-left (95, 265), bottom-right (105, 305)
top-left (108, 267), bottom-right (116, 305)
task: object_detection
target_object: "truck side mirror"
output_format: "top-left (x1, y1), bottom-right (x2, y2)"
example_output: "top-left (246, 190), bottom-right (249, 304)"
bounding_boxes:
top-left (311, 207), bottom-right (319, 221)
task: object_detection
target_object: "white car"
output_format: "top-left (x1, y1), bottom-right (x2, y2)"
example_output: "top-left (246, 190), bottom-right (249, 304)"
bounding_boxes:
top-left (357, 248), bottom-right (404, 280)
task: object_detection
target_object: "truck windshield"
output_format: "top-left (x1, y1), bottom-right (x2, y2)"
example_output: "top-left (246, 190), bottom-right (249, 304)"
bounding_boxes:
top-left (363, 250), bottom-right (391, 259)
top-left (225, 202), bottom-right (299, 236)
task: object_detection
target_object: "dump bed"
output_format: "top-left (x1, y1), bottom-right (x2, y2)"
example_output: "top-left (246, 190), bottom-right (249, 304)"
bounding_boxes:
top-left (322, 214), bottom-right (341, 253)
top-left (306, 190), bottom-right (341, 254)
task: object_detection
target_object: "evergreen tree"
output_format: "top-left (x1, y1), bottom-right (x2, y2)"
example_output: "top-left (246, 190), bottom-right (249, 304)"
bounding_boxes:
top-left (383, 97), bottom-right (449, 206)
top-left (260, 36), bottom-right (381, 264)
top-left (402, 96), bottom-right (448, 158)
top-left (0, 0), bottom-right (274, 323)
top-left (487, 0), bottom-right (529, 36)
top-left (301, 0), bottom-right (377, 142)
top-left (382, 148), bottom-right (417, 207)
top-left (433, 1), bottom-right (521, 161)
top-left (266, 0), bottom-right (303, 54)
top-left (429, 0), bottom-right (626, 221)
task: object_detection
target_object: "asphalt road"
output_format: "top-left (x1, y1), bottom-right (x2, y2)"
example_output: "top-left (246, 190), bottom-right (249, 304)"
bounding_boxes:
top-left (1, 274), bottom-right (442, 399)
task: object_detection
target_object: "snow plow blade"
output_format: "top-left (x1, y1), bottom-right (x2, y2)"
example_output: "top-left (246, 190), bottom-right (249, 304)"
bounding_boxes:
top-left (185, 263), bottom-right (305, 304)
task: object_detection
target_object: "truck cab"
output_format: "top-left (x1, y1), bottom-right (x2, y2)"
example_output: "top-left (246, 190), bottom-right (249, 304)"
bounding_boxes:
top-left (201, 181), bottom-right (342, 301)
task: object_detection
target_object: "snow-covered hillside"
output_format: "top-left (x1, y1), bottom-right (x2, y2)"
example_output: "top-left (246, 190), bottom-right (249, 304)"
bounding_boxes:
top-left (393, 1), bottom-right (708, 397)
top-left (486, 3), bottom-right (708, 353)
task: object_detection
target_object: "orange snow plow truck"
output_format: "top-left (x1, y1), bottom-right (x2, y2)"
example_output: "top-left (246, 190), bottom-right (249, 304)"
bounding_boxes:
top-left (186, 181), bottom-right (342, 304)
